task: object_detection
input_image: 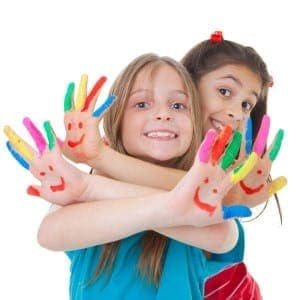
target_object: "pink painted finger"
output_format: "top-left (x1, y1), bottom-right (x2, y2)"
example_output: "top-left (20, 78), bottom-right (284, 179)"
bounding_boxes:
top-left (253, 115), bottom-right (270, 156)
top-left (23, 117), bottom-right (46, 155)
top-left (198, 129), bottom-right (217, 163)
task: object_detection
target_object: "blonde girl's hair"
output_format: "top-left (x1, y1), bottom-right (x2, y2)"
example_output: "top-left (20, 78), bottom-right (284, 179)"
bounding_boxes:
top-left (90, 53), bottom-right (202, 286)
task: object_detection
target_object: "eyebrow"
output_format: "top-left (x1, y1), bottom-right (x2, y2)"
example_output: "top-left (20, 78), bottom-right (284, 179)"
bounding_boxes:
top-left (130, 89), bottom-right (188, 97)
top-left (219, 75), bottom-right (259, 100)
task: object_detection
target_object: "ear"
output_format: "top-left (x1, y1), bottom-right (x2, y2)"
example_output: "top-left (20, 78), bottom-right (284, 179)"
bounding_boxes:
top-left (102, 135), bottom-right (111, 146)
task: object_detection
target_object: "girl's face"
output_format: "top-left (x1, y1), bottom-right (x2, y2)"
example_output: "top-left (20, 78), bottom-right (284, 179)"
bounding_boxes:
top-left (121, 64), bottom-right (193, 164)
top-left (197, 64), bottom-right (262, 134)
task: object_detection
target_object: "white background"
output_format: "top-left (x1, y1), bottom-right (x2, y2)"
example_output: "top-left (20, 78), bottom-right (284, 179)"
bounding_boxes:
top-left (0, 1), bottom-right (298, 299)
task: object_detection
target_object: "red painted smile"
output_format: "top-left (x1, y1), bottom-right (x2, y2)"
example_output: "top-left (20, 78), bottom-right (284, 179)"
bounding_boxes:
top-left (239, 180), bottom-right (264, 195)
top-left (193, 186), bottom-right (217, 216)
top-left (50, 177), bottom-right (66, 192)
top-left (67, 134), bottom-right (85, 148)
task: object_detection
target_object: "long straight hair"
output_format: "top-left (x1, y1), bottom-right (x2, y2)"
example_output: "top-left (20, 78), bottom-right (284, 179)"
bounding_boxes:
top-left (90, 54), bottom-right (202, 286)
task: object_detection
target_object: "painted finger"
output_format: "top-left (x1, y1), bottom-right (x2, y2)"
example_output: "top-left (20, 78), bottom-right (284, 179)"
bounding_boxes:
top-left (6, 141), bottom-right (30, 169)
top-left (253, 115), bottom-right (270, 156)
top-left (221, 131), bottom-right (242, 170)
top-left (198, 129), bottom-right (217, 163)
top-left (3, 125), bottom-right (34, 161)
top-left (81, 76), bottom-right (107, 112)
top-left (92, 95), bottom-right (117, 118)
top-left (64, 82), bottom-right (75, 112)
top-left (268, 176), bottom-right (287, 197)
top-left (23, 117), bottom-right (47, 155)
top-left (268, 129), bottom-right (284, 161)
top-left (27, 185), bottom-right (41, 197)
top-left (211, 125), bottom-right (233, 165)
top-left (75, 74), bottom-right (88, 111)
top-left (230, 152), bottom-right (258, 183)
top-left (222, 205), bottom-right (252, 219)
top-left (245, 117), bottom-right (253, 155)
top-left (43, 121), bottom-right (56, 150)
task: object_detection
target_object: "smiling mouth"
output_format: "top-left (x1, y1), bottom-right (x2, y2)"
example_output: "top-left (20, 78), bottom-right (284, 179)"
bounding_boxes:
top-left (50, 177), bottom-right (66, 192)
top-left (67, 134), bottom-right (85, 148)
top-left (193, 186), bottom-right (216, 216)
top-left (239, 181), bottom-right (264, 195)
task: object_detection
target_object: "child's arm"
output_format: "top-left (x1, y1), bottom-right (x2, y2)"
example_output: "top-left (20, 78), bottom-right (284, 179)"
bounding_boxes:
top-left (5, 122), bottom-right (254, 253)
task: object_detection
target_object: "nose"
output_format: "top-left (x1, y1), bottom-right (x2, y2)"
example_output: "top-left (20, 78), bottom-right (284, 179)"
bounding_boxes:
top-left (154, 106), bottom-right (172, 121)
top-left (226, 105), bottom-right (243, 121)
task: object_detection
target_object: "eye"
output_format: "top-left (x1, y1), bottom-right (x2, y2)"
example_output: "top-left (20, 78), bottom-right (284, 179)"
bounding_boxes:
top-left (242, 101), bottom-right (253, 112)
top-left (171, 102), bottom-right (187, 110)
top-left (219, 88), bottom-right (231, 97)
top-left (135, 102), bottom-right (150, 109)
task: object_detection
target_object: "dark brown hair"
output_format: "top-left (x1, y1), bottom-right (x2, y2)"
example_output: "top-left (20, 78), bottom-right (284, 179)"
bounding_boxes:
top-left (181, 38), bottom-right (272, 140)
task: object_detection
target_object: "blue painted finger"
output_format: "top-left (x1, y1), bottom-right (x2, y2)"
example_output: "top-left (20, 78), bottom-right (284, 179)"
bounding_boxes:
top-left (222, 205), bottom-right (252, 219)
top-left (6, 141), bottom-right (30, 169)
top-left (92, 95), bottom-right (117, 117)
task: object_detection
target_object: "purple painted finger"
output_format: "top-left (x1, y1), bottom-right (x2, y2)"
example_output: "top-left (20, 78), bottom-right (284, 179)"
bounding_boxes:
top-left (23, 117), bottom-right (46, 155)
top-left (253, 115), bottom-right (270, 156)
top-left (198, 129), bottom-right (216, 163)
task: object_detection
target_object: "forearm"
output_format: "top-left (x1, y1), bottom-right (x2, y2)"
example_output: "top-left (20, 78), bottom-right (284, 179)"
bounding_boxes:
top-left (38, 193), bottom-right (175, 251)
top-left (87, 145), bottom-right (185, 190)
top-left (156, 221), bottom-right (238, 253)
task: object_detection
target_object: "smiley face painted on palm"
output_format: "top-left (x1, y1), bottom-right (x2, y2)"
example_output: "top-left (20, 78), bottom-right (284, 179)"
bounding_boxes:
top-left (66, 119), bottom-right (86, 148)
top-left (193, 177), bottom-right (218, 216)
top-left (239, 168), bottom-right (264, 195)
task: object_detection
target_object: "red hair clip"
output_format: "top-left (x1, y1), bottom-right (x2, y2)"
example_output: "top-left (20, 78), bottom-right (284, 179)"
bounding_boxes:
top-left (210, 31), bottom-right (223, 44)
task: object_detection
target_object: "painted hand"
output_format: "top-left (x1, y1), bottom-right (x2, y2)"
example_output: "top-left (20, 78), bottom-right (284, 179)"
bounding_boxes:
top-left (224, 115), bottom-right (287, 209)
top-left (63, 74), bottom-right (116, 163)
top-left (4, 118), bottom-right (88, 205)
top-left (172, 127), bottom-right (258, 227)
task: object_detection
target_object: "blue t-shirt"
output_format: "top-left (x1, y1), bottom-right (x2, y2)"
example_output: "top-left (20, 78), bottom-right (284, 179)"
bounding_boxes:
top-left (66, 221), bottom-right (244, 300)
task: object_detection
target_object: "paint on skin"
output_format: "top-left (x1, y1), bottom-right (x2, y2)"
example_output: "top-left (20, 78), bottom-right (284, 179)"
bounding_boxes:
top-left (269, 129), bottom-right (284, 161)
top-left (67, 134), bottom-right (85, 148)
top-left (268, 177), bottom-right (287, 196)
top-left (6, 141), bottom-right (30, 169)
top-left (193, 186), bottom-right (217, 216)
top-left (230, 152), bottom-right (258, 184)
top-left (23, 117), bottom-right (47, 155)
top-left (4, 125), bottom-right (33, 161)
top-left (81, 76), bottom-right (107, 112)
top-left (222, 205), bottom-right (252, 219)
top-left (43, 121), bottom-right (55, 150)
top-left (211, 126), bottom-right (233, 165)
top-left (75, 74), bottom-right (88, 111)
top-left (245, 117), bottom-right (253, 155)
top-left (253, 115), bottom-right (270, 156)
top-left (198, 130), bottom-right (216, 163)
top-left (64, 82), bottom-right (75, 112)
top-left (50, 176), bottom-right (66, 192)
top-left (239, 180), bottom-right (264, 194)
top-left (27, 186), bottom-right (40, 197)
top-left (221, 131), bottom-right (242, 170)
top-left (92, 95), bottom-right (117, 118)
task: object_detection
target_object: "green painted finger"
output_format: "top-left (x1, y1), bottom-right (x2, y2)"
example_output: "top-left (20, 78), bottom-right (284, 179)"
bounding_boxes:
top-left (64, 82), bottom-right (75, 112)
top-left (43, 121), bottom-right (55, 150)
top-left (269, 129), bottom-right (284, 161)
top-left (221, 131), bottom-right (242, 170)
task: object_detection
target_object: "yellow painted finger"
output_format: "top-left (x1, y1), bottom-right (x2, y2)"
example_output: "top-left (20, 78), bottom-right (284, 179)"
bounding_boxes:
top-left (3, 125), bottom-right (33, 161)
top-left (75, 74), bottom-right (88, 111)
top-left (230, 152), bottom-right (258, 184)
top-left (269, 176), bottom-right (287, 196)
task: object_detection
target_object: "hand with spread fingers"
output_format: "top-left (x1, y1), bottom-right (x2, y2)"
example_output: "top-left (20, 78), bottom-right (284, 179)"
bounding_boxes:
top-left (223, 115), bottom-right (287, 209)
top-left (63, 74), bottom-right (116, 164)
top-left (4, 118), bottom-right (88, 205)
top-left (171, 127), bottom-right (259, 227)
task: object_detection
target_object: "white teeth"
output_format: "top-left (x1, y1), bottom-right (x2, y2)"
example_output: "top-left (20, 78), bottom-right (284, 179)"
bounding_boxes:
top-left (146, 131), bottom-right (176, 138)
top-left (211, 119), bottom-right (224, 130)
